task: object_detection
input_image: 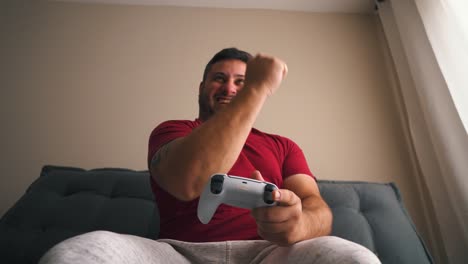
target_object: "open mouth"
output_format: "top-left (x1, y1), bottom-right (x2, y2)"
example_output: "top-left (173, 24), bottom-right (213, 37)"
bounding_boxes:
top-left (216, 96), bottom-right (233, 104)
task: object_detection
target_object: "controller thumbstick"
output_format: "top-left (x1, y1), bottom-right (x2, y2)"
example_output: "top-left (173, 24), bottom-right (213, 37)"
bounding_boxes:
top-left (210, 174), bottom-right (224, 194)
top-left (264, 184), bottom-right (276, 204)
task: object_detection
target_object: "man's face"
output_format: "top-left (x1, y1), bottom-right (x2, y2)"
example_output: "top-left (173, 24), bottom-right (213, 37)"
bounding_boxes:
top-left (198, 59), bottom-right (247, 120)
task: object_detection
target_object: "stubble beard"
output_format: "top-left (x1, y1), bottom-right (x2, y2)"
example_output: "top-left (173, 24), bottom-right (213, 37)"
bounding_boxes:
top-left (198, 92), bottom-right (215, 121)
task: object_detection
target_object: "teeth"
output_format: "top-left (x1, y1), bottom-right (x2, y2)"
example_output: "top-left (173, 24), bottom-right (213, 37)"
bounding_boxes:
top-left (216, 97), bottom-right (232, 103)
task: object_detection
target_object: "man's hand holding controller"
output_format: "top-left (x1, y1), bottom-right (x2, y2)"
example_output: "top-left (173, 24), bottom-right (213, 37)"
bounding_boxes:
top-left (249, 170), bottom-right (306, 246)
top-left (197, 171), bottom-right (279, 224)
top-left (197, 170), bottom-right (305, 246)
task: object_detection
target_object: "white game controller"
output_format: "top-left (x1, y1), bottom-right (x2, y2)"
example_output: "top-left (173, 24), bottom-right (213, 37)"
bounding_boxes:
top-left (197, 173), bottom-right (278, 224)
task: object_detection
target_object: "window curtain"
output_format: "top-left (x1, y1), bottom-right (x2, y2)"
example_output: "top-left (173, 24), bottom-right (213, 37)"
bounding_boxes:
top-left (376, 0), bottom-right (468, 263)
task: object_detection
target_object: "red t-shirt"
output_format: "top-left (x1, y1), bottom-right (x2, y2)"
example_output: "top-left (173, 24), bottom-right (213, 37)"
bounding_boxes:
top-left (147, 119), bottom-right (314, 242)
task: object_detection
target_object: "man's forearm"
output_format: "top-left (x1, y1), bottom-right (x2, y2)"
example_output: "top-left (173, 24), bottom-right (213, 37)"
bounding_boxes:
top-left (300, 196), bottom-right (333, 238)
top-left (151, 86), bottom-right (269, 201)
top-left (278, 174), bottom-right (333, 244)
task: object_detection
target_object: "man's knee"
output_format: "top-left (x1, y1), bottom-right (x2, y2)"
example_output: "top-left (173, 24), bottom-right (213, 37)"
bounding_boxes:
top-left (39, 231), bottom-right (192, 264)
top-left (293, 236), bottom-right (381, 264)
top-left (39, 231), bottom-right (128, 264)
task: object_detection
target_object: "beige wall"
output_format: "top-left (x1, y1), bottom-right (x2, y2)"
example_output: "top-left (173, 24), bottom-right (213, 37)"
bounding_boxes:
top-left (1, 0), bottom-right (430, 253)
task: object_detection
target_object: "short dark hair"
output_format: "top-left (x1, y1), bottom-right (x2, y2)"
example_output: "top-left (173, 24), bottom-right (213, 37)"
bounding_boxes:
top-left (202, 48), bottom-right (253, 81)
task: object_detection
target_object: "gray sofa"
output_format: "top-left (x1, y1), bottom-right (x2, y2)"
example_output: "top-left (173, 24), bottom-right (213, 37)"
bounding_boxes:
top-left (0, 165), bottom-right (433, 264)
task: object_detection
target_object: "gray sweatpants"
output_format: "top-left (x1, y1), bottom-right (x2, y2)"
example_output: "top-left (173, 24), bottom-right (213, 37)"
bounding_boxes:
top-left (39, 231), bottom-right (381, 264)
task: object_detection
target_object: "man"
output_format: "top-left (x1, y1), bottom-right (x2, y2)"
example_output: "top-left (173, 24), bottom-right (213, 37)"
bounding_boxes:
top-left (40, 48), bottom-right (380, 264)
top-left (147, 48), bottom-right (331, 245)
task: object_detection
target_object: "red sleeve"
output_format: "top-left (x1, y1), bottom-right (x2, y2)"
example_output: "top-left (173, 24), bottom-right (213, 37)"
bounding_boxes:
top-left (281, 137), bottom-right (315, 181)
top-left (147, 120), bottom-right (199, 169)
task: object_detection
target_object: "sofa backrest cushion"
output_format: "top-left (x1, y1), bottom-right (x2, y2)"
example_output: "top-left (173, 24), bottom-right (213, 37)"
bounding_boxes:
top-left (319, 180), bottom-right (433, 264)
top-left (0, 165), bottom-right (159, 264)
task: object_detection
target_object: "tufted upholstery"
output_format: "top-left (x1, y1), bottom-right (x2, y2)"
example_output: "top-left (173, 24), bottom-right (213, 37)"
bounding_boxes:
top-left (319, 180), bottom-right (432, 264)
top-left (0, 165), bottom-right (159, 264)
top-left (0, 166), bottom-right (432, 264)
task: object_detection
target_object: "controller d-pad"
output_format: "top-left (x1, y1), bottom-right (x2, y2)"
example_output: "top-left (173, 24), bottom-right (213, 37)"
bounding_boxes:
top-left (263, 184), bottom-right (276, 204)
top-left (210, 174), bottom-right (224, 194)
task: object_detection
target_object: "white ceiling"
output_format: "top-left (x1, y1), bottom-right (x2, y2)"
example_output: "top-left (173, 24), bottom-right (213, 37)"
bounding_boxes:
top-left (56, 0), bottom-right (377, 14)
